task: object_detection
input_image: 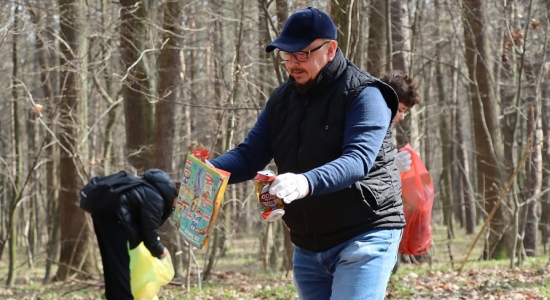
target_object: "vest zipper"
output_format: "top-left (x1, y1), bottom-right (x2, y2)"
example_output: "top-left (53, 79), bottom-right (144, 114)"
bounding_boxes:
top-left (299, 97), bottom-right (311, 236)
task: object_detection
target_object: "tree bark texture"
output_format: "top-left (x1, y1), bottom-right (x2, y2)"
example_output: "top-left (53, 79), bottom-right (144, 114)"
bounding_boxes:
top-left (56, 0), bottom-right (95, 280)
top-left (154, 0), bottom-right (183, 279)
top-left (366, 1), bottom-right (387, 77)
top-left (462, 0), bottom-right (512, 259)
top-left (120, 0), bottom-right (153, 172)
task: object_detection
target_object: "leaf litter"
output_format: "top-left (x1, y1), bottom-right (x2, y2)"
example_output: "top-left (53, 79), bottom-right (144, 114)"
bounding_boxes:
top-left (386, 265), bottom-right (549, 299)
top-left (0, 265), bottom-right (548, 299)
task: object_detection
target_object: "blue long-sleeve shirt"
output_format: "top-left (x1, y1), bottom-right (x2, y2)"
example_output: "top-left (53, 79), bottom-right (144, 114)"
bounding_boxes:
top-left (210, 84), bottom-right (391, 196)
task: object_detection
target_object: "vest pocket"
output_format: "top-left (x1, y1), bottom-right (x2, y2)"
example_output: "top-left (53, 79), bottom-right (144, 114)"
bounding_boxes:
top-left (355, 181), bottom-right (381, 215)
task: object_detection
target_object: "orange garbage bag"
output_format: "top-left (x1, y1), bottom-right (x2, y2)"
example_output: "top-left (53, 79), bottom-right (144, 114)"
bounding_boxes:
top-left (398, 144), bottom-right (434, 255)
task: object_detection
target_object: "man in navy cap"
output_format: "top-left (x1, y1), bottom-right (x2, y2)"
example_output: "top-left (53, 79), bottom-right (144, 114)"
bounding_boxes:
top-left (210, 7), bottom-right (404, 300)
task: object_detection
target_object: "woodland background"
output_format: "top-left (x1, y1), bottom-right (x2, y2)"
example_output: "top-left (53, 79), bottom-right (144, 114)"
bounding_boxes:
top-left (0, 0), bottom-right (550, 298)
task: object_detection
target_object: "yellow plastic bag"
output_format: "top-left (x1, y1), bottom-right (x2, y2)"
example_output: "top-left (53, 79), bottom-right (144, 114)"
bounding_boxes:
top-left (129, 242), bottom-right (175, 300)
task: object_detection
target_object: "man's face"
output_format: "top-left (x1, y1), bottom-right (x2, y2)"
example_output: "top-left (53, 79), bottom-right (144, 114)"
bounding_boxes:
top-left (393, 103), bottom-right (409, 124)
top-left (284, 39), bottom-right (336, 86)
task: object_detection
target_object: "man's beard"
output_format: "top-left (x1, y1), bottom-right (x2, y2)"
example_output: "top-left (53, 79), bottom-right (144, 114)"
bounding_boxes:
top-left (296, 80), bottom-right (316, 95)
top-left (289, 75), bottom-right (315, 95)
top-left (287, 67), bottom-right (317, 95)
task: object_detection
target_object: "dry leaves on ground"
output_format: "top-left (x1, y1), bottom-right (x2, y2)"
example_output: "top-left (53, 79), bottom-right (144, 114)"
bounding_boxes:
top-left (387, 265), bottom-right (549, 299)
top-left (0, 265), bottom-right (548, 299)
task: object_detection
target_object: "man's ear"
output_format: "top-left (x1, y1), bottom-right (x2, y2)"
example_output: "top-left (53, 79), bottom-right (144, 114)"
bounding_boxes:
top-left (328, 40), bottom-right (338, 60)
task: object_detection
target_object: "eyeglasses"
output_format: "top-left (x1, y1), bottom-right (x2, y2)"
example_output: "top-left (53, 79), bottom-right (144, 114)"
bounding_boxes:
top-left (278, 41), bottom-right (331, 62)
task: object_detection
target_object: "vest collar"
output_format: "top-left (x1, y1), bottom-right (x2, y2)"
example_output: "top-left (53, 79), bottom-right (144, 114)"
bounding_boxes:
top-left (288, 48), bottom-right (347, 97)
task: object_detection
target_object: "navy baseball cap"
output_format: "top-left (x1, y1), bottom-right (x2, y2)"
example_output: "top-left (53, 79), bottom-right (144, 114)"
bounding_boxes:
top-left (266, 7), bottom-right (337, 53)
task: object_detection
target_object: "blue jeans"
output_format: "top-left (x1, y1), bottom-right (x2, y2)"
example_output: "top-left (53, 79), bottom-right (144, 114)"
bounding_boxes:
top-left (293, 228), bottom-right (402, 300)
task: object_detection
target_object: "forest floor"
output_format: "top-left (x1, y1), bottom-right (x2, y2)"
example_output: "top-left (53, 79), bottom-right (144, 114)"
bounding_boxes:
top-left (1, 261), bottom-right (549, 299)
top-left (1, 225), bottom-right (550, 299)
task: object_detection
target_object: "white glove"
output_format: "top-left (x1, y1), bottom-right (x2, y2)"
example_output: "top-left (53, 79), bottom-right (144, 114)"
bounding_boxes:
top-left (269, 173), bottom-right (309, 204)
top-left (394, 149), bottom-right (412, 173)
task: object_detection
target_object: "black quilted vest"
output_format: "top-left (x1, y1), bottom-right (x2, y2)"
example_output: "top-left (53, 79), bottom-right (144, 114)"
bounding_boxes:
top-left (266, 50), bottom-right (405, 252)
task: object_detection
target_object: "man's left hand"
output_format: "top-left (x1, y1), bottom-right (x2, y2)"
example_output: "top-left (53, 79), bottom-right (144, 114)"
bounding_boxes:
top-left (269, 173), bottom-right (309, 204)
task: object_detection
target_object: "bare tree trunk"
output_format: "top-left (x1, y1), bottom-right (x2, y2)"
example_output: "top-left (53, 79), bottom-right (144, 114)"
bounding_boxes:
top-left (522, 9), bottom-right (546, 255)
top-left (543, 4), bottom-right (550, 255)
top-left (154, 0), bottom-right (182, 280)
top-left (405, 0), bottom-right (423, 153)
top-left (120, 0), bottom-right (153, 172)
top-left (282, 224), bottom-right (293, 275)
top-left (97, 0), bottom-right (119, 175)
top-left (210, 0), bottom-right (229, 279)
top-left (27, 104), bottom-right (39, 267)
top-left (394, 0), bottom-right (416, 148)
top-left (462, 0), bottom-right (511, 260)
top-left (450, 31), bottom-right (476, 234)
top-left (55, 0), bottom-right (95, 280)
top-left (366, 1), bottom-right (387, 77)
top-left (537, 0), bottom-right (550, 257)
top-left (435, 0), bottom-right (454, 240)
top-left (453, 28), bottom-right (477, 233)
top-left (272, 0), bottom-right (289, 84)
top-left (523, 105), bottom-right (542, 257)
top-left (330, 0), bottom-right (361, 62)
top-left (459, 144), bottom-right (476, 235)
top-left (29, 8), bottom-right (61, 282)
top-left (152, 0), bottom-right (180, 172)
top-left (273, 0), bottom-right (292, 272)
top-left (180, 6), bottom-right (196, 278)
top-left (390, 0), bottom-right (409, 73)
top-left (6, 8), bottom-right (22, 285)
top-left (450, 53), bottom-right (464, 229)
top-left (540, 73), bottom-right (550, 253)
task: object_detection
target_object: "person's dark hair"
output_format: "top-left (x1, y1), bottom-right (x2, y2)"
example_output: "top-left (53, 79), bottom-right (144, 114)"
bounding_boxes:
top-left (380, 71), bottom-right (420, 108)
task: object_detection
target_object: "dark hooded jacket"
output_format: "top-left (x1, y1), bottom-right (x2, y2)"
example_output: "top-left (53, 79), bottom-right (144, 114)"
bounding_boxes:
top-left (115, 169), bottom-right (175, 258)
